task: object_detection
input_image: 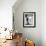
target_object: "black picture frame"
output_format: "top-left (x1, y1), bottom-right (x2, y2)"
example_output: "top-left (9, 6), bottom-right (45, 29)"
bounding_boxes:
top-left (23, 12), bottom-right (36, 28)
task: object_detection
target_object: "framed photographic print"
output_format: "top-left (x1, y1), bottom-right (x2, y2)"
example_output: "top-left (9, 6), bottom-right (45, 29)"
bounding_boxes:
top-left (23, 12), bottom-right (36, 28)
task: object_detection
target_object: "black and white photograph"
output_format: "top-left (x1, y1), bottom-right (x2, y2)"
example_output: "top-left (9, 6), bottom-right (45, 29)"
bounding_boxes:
top-left (23, 12), bottom-right (36, 27)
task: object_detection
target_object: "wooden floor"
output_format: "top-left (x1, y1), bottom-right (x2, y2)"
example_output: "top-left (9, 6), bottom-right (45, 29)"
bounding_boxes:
top-left (0, 39), bottom-right (16, 46)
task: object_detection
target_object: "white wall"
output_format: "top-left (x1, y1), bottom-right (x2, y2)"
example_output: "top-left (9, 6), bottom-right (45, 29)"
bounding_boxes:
top-left (13, 0), bottom-right (41, 46)
top-left (41, 0), bottom-right (46, 46)
top-left (13, 0), bottom-right (46, 46)
top-left (0, 0), bottom-right (16, 30)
